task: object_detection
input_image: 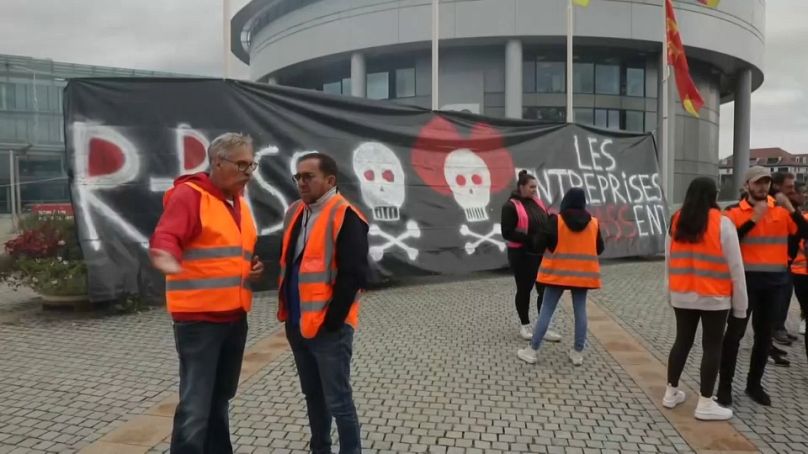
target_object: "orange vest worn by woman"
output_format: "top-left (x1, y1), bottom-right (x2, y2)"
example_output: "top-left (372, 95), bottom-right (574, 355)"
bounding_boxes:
top-left (165, 182), bottom-right (258, 313)
top-left (278, 193), bottom-right (368, 339)
top-left (668, 209), bottom-right (732, 297)
top-left (537, 217), bottom-right (602, 289)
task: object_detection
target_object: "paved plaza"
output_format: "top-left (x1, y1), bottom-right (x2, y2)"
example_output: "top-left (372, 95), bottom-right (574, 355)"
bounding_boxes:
top-left (1, 260), bottom-right (807, 453)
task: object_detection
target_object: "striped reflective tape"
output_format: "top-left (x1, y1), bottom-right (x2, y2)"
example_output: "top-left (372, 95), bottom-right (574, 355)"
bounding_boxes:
top-left (167, 275), bottom-right (243, 291)
top-left (183, 246), bottom-right (243, 260)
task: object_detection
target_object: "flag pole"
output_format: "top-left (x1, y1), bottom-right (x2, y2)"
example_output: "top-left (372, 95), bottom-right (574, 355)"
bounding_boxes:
top-left (431, 0), bottom-right (439, 110)
top-left (660, 0), bottom-right (671, 201)
top-left (566, 0), bottom-right (574, 123)
top-left (223, 0), bottom-right (231, 78)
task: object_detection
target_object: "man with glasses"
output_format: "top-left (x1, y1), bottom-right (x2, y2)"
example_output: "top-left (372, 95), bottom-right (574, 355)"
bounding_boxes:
top-left (278, 152), bottom-right (368, 454)
top-left (149, 132), bottom-right (264, 454)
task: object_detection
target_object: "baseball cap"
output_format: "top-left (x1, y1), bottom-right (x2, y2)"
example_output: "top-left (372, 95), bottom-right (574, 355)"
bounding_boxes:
top-left (744, 166), bottom-right (771, 184)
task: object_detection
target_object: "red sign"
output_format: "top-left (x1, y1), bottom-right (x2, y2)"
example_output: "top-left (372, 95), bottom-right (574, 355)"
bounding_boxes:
top-left (31, 203), bottom-right (74, 218)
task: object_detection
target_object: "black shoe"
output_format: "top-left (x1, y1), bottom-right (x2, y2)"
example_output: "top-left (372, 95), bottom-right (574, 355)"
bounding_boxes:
top-left (716, 387), bottom-right (733, 407)
top-left (773, 331), bottom-right (793, 346)
top-left (771, 344), bottom-right (788, 356)
top-left (745, 386), bottom-right (771, 406)
top-left (770, 353), bottom-right (791, 367)
top-left (787, 333), bottom-right (798, 341)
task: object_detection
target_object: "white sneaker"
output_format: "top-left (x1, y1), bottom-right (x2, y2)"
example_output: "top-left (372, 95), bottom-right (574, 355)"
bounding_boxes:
top-left (695, 396), bottom-right (733, 421)
top-left (519, 325), bottom-right (533, 340)
top-left (800, 320), bottom-right (806, 335)
top-left (544, 330), bottom-right (562, 342)
top-left (568, 349), bottom-right (584, 366)
top-left (662, 384), bottom-right (686, 409)
top-left (517, 347), bottom-right (538, 364)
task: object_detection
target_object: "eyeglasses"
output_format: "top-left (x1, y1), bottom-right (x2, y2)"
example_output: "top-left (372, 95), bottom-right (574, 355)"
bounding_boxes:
top-left (222, 158), bottom-right (258, 173)
top-left (292, 172), bottom-right (317, 183)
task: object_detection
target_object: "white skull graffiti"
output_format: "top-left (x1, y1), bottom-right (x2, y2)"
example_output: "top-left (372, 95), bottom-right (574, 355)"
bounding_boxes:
top-left (352, 142), bottom-right (406, 222)
top-left (444, 148), bottom-right (491, 222)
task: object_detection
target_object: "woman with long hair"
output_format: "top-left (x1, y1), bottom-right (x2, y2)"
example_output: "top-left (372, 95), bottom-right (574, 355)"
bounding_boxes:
top-left (663, 177), bottom-right (747, 421)
top-left (517, 188), bottom-right (603, 366)
top-left (500, 170), bottom-right (560, 341)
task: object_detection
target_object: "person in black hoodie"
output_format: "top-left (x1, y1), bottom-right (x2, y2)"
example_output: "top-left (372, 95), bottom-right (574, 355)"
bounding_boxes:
top-left (517, 188), bottom-right (605, 366)
top-left (501, 170), bottom-right (559, 341)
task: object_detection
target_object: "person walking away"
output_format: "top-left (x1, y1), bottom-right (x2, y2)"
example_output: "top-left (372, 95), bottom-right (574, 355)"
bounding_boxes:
top-left (149, 133), bottom-right (264, 454)
top-left (770, 172), bottom-right (799, 347)
top-left (517, 188), bottom-right (604, 366)
top-left (663, 177), bottom-right (747, 421)
top-left (718, 166), bottom-right (808, 407)
top-left (278, 153), bottom-right (369, 454)
top-left (789, 183), bottom-right (808, 361)
top-left (500, 170), bottom-right (559, 341)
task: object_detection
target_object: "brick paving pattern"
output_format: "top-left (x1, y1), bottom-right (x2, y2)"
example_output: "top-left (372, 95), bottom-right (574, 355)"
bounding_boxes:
top-left (1, 261), bottom-right (807, 453)
top-left (596, 260), bottom-right (808, 454)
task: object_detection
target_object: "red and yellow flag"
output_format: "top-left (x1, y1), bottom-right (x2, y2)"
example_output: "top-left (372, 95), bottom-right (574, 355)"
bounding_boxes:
top-left (698, 0), bottom-right (720, 7)
top-left (666, 0), bottom-right (704, 117)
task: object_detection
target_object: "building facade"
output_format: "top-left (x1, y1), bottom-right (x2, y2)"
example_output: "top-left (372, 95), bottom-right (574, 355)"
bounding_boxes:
top-left (231, 0), bottom-right (765, 202)
top-left (0, 54), bottom-right (183, 215)
top-left (719, 148), bottom-right (808, 198)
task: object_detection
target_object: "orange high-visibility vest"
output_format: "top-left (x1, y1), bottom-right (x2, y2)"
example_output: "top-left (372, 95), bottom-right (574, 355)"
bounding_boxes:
top-left (165, 182), bottom-right (257, 313)
top-left (790, 213), bottom-right (808, 276)
top-left (277, 193), bottom-right (368, 339)
top-left (724, 197), bottom-right (796, 273)
top-left (537, 216), bottom-right (601, 289)
top-left (668, 209), bottom-right (732, 297)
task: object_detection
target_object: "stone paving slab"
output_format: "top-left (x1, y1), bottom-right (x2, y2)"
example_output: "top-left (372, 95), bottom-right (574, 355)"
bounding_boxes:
top-left (147, 273), bottom-right (689, 454)
top-left (3, 262), bottom-right (807, 453)
top-left (597, 260), bottom-right (808, 454)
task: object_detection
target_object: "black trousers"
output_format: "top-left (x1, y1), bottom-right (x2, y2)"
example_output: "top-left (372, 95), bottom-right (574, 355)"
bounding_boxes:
top-left (507, 248), bottom-right (545, 325)
top-left (170, 317), bottom-right (248, 454)
top-left (667, 308), bottom-right (729, 398)
top-left (774, 273), bottom-right (793, 332)
top-left (719, 284), bottom-right (788, 392)
top-left (792, 274), bottom-right (808, 361)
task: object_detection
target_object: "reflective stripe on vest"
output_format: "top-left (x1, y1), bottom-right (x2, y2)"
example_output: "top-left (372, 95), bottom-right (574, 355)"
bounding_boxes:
top-left (668, 209), bottom-right (731, 297)
top-left (537, 216), bottom-right (601, 289)
top-left (165, 182), bottom-right (257, 313)
top-left (277, 194), bottom-right (369, 338)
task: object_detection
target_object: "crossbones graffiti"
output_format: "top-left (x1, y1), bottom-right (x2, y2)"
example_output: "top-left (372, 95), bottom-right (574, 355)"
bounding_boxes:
top-left (460, 223), bottom-right (505, 255)
top-left (368, 220), bottom-right (421, 262)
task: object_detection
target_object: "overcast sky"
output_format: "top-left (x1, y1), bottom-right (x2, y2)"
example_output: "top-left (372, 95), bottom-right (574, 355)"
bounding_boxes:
top-left (1, 0), bottom-right (805, 158)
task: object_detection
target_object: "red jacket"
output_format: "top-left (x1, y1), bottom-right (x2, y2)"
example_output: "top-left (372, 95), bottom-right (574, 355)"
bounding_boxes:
top-left (150, 172), bottom-right (246, 323)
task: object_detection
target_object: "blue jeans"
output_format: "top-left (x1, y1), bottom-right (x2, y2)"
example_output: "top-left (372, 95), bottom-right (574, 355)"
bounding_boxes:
top-left (170, 317), bottom-right (248, 454)
top-left (531, 286), bottom-right (588, 352)
top-left (286, 323), bottom-right (361, 454)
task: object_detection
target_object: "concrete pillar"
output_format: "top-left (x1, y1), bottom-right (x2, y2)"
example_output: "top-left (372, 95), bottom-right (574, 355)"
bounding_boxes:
top-left (732, 69), bottom-right (752, 195)
top-left (505, 39), bottom-right (523, 119)
top-left (350, 52), bottom-right (366, 97)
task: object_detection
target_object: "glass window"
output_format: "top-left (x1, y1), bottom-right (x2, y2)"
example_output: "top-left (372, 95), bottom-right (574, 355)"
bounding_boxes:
top-left (342, 78), bottom-right (351, 95)
top-left (523, 106), bottom-right (565, 122)
top-left (523, 60), bottom-right (536, 93)
top-left (595, 109), bottom-right (608, 128)
top-left (536, 62), bottom-right (565, 93)
top-left (626, 67), bottom-right (645, 97)
top-left (323, 81), bottom-right (342, 94)
top-left (608, 110), bottom-right (620, 130)
top-left (573, 63), bottom-right (594, 94)
top-left (595, 109), bottom-right (620, 129)
top-left (395, 68), bottom-right (416, 98)
top-left (574, 108), bottom-right (594, 125)
top-left (367, 72), bottom-right (390, 100)
top-left (625, 110), bottom-right (644, 132)
top-left (15, 84), bottom-right (29, 110)
top-left (595, 64), bottom-right (620, 95)
top-left (0, 83), bottom-right (8, 110)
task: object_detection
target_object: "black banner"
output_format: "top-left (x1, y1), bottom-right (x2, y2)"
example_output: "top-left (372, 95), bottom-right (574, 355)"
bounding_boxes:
top-left (64, 79), bottom-right (666, 302)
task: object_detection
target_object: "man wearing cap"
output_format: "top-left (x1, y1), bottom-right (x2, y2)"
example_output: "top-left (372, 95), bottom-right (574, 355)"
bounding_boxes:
top-left (718, 166), bottom-right (808, 408)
